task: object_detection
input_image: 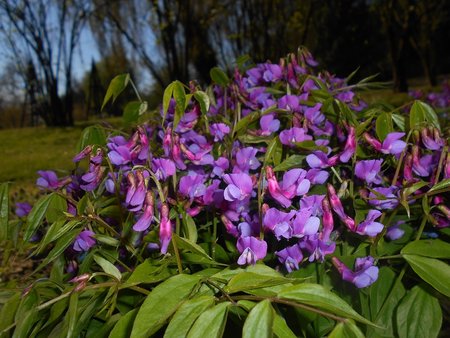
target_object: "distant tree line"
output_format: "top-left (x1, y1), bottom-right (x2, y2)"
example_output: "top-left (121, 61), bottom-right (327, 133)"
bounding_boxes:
top-left (0, 0), bottom-right (449, 127)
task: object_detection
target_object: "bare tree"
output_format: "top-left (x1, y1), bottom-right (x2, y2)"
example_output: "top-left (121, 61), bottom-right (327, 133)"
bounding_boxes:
top-left (0, 0), bottom-right (90, 126)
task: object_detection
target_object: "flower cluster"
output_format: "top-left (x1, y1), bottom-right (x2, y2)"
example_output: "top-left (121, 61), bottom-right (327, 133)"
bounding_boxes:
top-left (27, 49), bottom-right (449, 290)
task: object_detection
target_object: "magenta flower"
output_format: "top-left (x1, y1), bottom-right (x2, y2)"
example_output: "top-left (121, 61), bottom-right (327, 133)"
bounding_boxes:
top-left (159, 204), bottom-right (172, 254)
top-left (306, 151), bottom-right (338, 169)
top-left (223, 173), bottom-right (253, 202)
top-left (235, 147), bottom-right (260, 173)
top-left (280, 127), bottom-right (312, 147)
top-left (300, 195), bottom-right (325, 216)
top-left (236, 236), bottom-right (267, 265)
top-left (212, 157), bottom-right (229, 177)
top-left (133, 192), bottom-right (154, 232)
top-left (292, 208), bottom-right (320, 238)
top-left (332, 256), bottom-right (379, 288)
top-left (266, 167), bottom-right (310, 208)
top-left (421, 127), bottom-right (444, 150)
top-left (355, 159), bottom-right (383, 185)
top-left (276, 244), bottom-right (303, 272)
top-left (356, 210), bottom-right (384, 237)
top-left (339, 125), bottom-right (356, 163)
top-left (210, 123), bottom-right (230, 141)
top-left (73, 230), bottom-right (96, 252)
top-left (179, 173), bottom-right (207, 202)
top-left (152, 158), bottom-right (176, 180)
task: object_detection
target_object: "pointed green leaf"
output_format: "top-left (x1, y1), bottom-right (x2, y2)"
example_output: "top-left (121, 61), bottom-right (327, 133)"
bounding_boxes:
top-left (0, 182), bottom-right (9, 241)
top-left (164, 296), bottom-right (215, 338)
top-left (102, 74), bottom-right (130, 110)
top-left (278, 283), bottom-right (372, 325)
top-left (210, 67), bottom-right (230, 86)
top-left (410, 101), bottom-right (441, 131)
top-left (172, 81), bottom-right (186, 130)
top-left (273, 313), bottom-right (296, 338)
top-left (428, 178), bottom-right (450, 193)
top-left (123, 101), bottom-right (146, 124)
top-left (193, 91), bottom-right (210, 115)
top-left (25, 193), bottom-right (56, 242)
top-left (0, 292), bottom-right (20, 333)
top-left (243, 299), bottom-right (273, 338)
top-left (76, 125), bottom-right (107, 151)
top-left (403, 254), bottom-right (450, 297)
top-left (376, 112), bottom-right (393, 141)
top-left (401, 239), bottom-right (450, 259)
top-left (273, 155), bottom-right (305, 172)
top-left (225, 272), bottom-right (290, 294)
top-left (187, 302), bottom-right (230, 338)
top-left (131, 274), bottom-right (202, 338)
top-left (172, 233), bottom-right (214, 261)
top-left (162, 82), bottom-right (175, 125)
top-left (94, 254), bottom-right (122, 281)
top-left (396, 286), bottom-right (441, 338)
top-left (67, 293), bottom-right (79, 338)
top-left (109, 309), bottom-right (138, 338)
top-left (235, 110), bottom-right (261, 135)
top-left (329, 320), bottom-right (365, 338)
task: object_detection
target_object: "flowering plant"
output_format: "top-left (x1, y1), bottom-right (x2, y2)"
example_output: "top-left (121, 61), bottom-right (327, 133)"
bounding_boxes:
top-left (1, 48), bottom-right (449, 337)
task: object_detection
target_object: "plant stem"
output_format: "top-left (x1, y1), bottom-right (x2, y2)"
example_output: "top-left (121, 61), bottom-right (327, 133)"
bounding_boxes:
top-left (171, 235), bottom-right (183, 274)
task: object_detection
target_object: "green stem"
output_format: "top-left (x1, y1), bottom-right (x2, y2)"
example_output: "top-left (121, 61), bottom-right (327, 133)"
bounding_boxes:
top-left (171, 235), bottom-right (183, 274)
top-left (130, 78), bottom-right (142, 102)
top-left (414, 215), bottom-right (428, 241)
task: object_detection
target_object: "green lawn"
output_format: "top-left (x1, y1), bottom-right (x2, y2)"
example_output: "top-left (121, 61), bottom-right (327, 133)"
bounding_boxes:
top-left (0, 126), bottom-right (82, 188)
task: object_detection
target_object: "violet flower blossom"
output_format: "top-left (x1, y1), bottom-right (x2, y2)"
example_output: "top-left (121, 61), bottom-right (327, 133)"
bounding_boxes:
top-left (234, 147), bottom-right (261, 173)
top-left (223, 173), bottom-right (254, 202)
top-left (80, 149), bottom-right (105, 192)
top-left (125, 171), bottom-right (146, 212)
top-left (421, 127), bottom-right (444, 150)
top-left (73, 230), bottom-right (96, 252)
top-left (236, 236), bottom-right (267, 265)
top-left (159, 203), bottom-right (172, 254)
top-left (386, 222), bottom-right (405, 241)
top-left (339, 125), bottom-right (356, 163)
top-left (210, 123), bottom-right (230, 142)
top-left (36, 170), bottom-right (60, 190)
top-left (263, 208), bottom-right (296, 239)
top-left (292, 208), bottom-right (320, 238)
top-left (278, 95), bottom-right (301, 112)
top-left (212, 157), bottom-right (229, 177)
top-left (355, 159), bottom-right (383, 185)
top-left (276, 244), bottom-right (303, 272)
top-left (363, 132), bottom-right (407, 156)
top-left (304, 103), bottom-right (325, 125)
top-left (266, 167), bottom-right (311, 208)
top-left (306, 151), bottom-right (339, 169)
top-left (152, 158), bottom-right (176, 181)
top-left (356, 210), bottom-right (384, 237)
top-left (179, 173), bottom-right (207, 202)
top-left (368, 186), bottom-right (399, 210)
top-left (332, 256), bottom-right (379, 288)
top-left (15, 202), bottom-right (32, 217)
top-left (73, 145), bottom-right (93, 162)
top-left (279, 127), bottom-right (312, 147)
top-left (133, 192), bottom-right (154, 232)
top-left (259, 114), bottom-right (280, 136)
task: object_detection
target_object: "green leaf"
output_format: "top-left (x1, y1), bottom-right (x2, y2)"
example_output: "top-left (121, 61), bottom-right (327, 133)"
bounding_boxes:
top-left (173, 81), bottom-right (186, 130)
top-left (235, 110), bottom-right (261, 135)
top-left (123, 101), bottom-right (147, 124)
top-left (376, 112), bottom-right (393, 141)
top-left (182, 213), bottom-right (198, 243)
top-left (67, 293), bottom-right (79, 338)
top-left (0, 292), bottom-right (20, 334)
top-left (109, 309), bottom-right (138, 338)
top-left (210, 67), bottom-right (230, 86)
top-left (164, 296), bottom-right (215, 338)
top-left (46, 193), bottom-right (67, 223)
top-left (225, 272), bottom-right (290, 294)
top-left (329, 320), bottom-right (365, 338)
top-left (273, 155), bottom-right (305, 172)
top-left (392, 113), bottom-right (406, 131)
top-left (396, 285), bottom-right (441, 338)
top-left (401, 239), bottom-right (450, 259)
top-left (428, 178), bottom-right (450, 193)
top-left (194, 91), bottom-right (210, 115)
top-left (172, 233), bottom-right (214, 262)
top-left (131, 274), bottom-right (202, 338)
top-left (264, 137), bottom-right (282, 166)
top-left (94, 255), bottom-right (122, 281)
top-left (125, 260), bottom-right (172, 285)
top-left (102, 74), bottom-right (130, 110)
top-left (278, 283), bottom-right (372, 325)
top-left (410, 101), bottom-right (441, 131)
top-left (76, 125), bottom-right (107, 151)
top-left (403, 254), bottom-right (450, 297)
top-left (0, 182), bottom-right (9, 242)
top-left (24, 193), bottom-right (55, 242)
top-left (243, 299), bottom-right (273, 338)
top-left (366, 267), bottom-right (405, 338)
top-left (162, 82), bottom-right (175, 125)
top-left (273, 313), bottom-right (296, 338)
top-left (187, 302), bottom-right (229, 338)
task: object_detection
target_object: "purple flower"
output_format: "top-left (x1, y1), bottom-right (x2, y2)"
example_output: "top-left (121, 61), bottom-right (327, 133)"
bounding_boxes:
top-left (276, 244), bottom-right (303, 272)
top-left (278, 95), bottom-right (300, 112)
top-left (125, 171), bottom-right (146, 212)
top-left (304, 103), bottom-right (324, 125)
top-left (210, 123), bottom-right (230, 141)
top-left (259, 114), bottom-right (280, 136)
top-left (263, 208), bottom-right (296, 239)
top-left (300, 234), bottom-right (336, 262)
top-left (306, 169), bottom-right (329, 184)
top-left (80, 149), bottom-right (104, 192)
top-left (386, 222), bottom-right (405, 241)
top-left (236, 236), bottom-right (267, 265)
top-left (73, 145), bottom-right (93, 162)
top-left (73, 230), bottom-right (96, 252)
top-left (179, 173), bottom-right (207, 202)
top-left (368, 186), bottom-right (399, 209)
top-left (280, 127), bottom-right (312, 147)
top-left (339, 126), bottom-right (356, 163)
top-left (421, 128), bottom-right (444, 150)
top-left (381, 132), bottom-right (407, 156)
top-left (223, 173), bottom-right (253, 202)
top-left (36, 170), bottom-right (60, 190)
top-left (152, 158), bottom-right (176, 180)
top-left (356, 210), bottom-right (384, 237)
top-left (15, 202), bottom-right (32, 217)
top-left (333, 256), bottom-right (379, 288)
top-left (306, 151), bottom-right (338, 169)
top-left (133, 192), bottom-right (154, 232)
top-left (355, 160), bottom-right (383, 185)
top-left (300, 195), bottom-right (325, 216)
top-left (266, 167), bottom-right (310, 208)
top-left (234, 147), bottom-right (260, 173)
top-left (212, 157), bottom-right (229, 177)
top-left (292, 208), bottom-right (320, 238)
